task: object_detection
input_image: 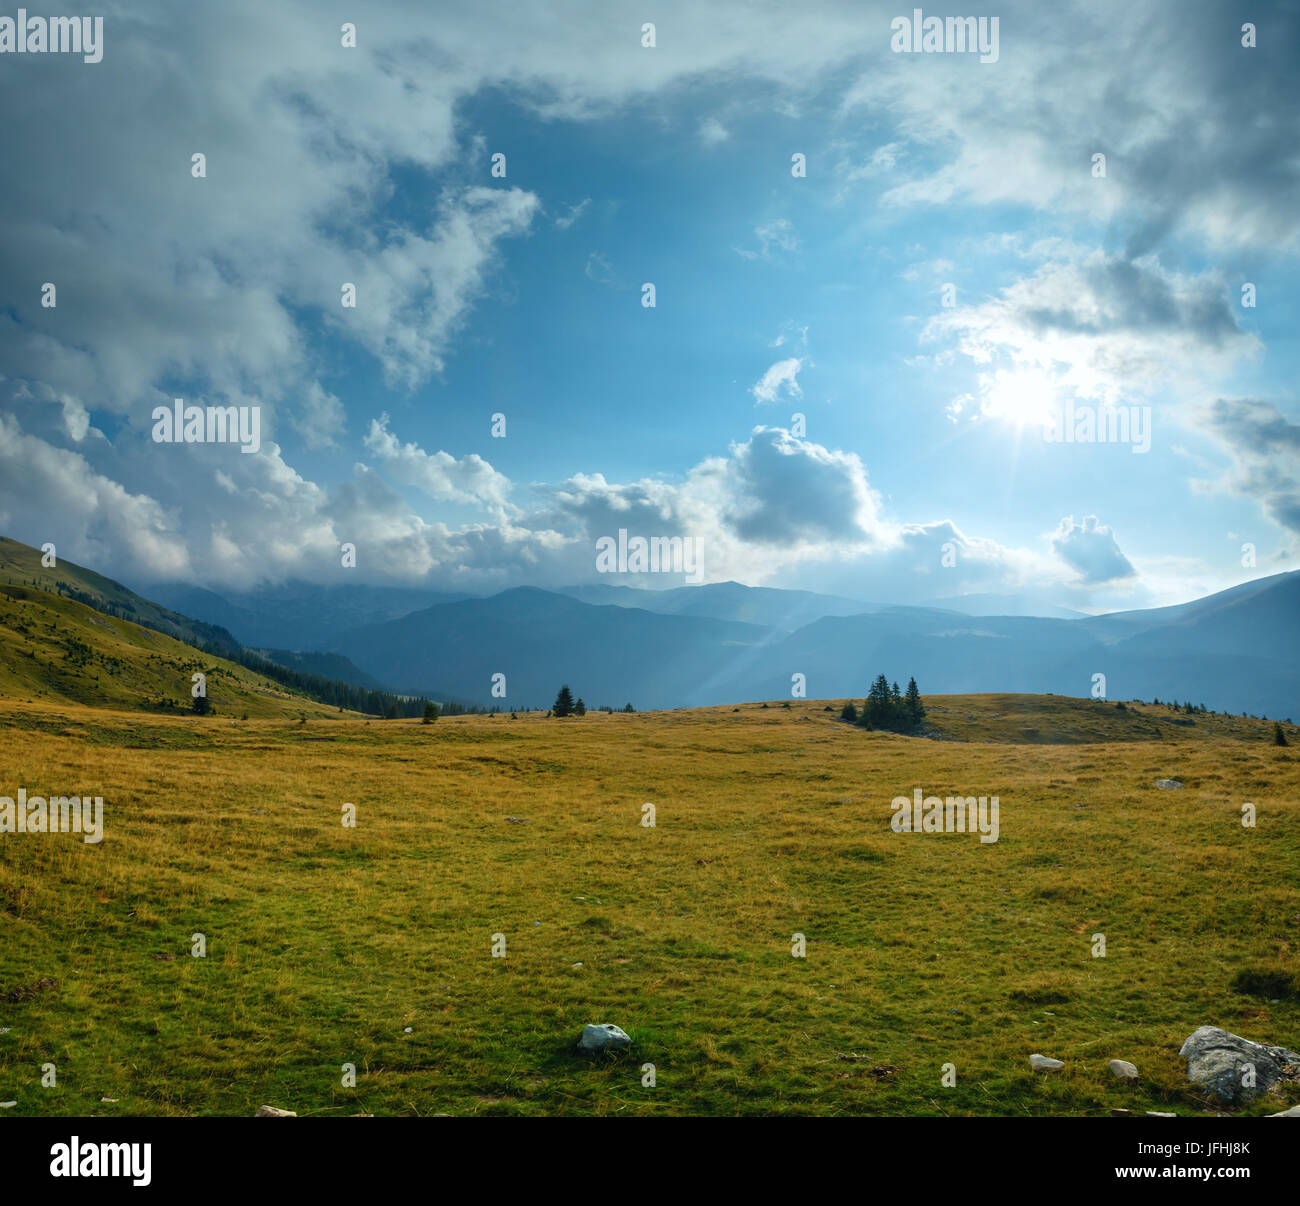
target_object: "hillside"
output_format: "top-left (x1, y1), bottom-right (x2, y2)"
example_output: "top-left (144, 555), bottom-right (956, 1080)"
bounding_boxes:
top-left (0, 535), bottom-right (242, 653)
top-left (0, 583), bottom-right (342, 718)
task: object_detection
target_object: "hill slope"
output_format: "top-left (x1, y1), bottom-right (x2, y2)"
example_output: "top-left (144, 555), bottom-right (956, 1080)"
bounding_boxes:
top-left (0, 583), bottom-right (342, 717)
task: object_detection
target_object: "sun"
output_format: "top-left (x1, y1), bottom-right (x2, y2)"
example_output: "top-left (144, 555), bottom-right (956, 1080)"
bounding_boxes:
top-left (980, 367), bottom-right (1058, 430)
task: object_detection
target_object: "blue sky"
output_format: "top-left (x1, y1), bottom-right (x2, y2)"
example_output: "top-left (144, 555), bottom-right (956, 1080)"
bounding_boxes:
top-left (1, 0), bottom-right (1296, 611)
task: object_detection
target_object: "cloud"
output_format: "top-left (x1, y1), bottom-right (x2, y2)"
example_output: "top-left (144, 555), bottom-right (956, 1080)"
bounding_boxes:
top-left (554, 198), bottom-right (591, 230)
top-left (363, 415), bottom-right (513, 510)
top-left (750, 357), bottom-right (806, 404)
top-left (735, 218), bottom-right (800, 261)
top-left (926, 247), bottom-right (1257, 418)
top-left (291, 383), bottom-right (346, 451)
top-left (698, 117), bottom-right (729, 146)
top-left (1199, 398), bottom-right (1300, 552)
top-left (1050, 515), bottom-right (1136, 584)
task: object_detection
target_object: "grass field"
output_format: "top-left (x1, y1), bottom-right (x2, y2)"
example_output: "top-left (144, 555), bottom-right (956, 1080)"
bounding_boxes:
top-left (2, 693), bottom-right (1298, 1116)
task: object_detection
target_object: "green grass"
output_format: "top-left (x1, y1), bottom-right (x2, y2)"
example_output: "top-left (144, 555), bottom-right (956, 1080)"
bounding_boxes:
top-left (1, 693), bottom-right (1297, 1116)
top-left (0, 584), bottom-right (341, 718)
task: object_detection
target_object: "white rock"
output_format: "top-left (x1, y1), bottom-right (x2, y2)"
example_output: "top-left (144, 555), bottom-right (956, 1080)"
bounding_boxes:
top-left (1267, 1105), bottom-right (1300, 1117)
top-left (1154, 779), bottom-right (1183, 789)
top-left (1029, 1054), bottom-right (1065, 1071)
top-left (1146, 1111), bottom-right (1176, 1117)
top-left (254, 1105), bottom-right (296, 1117)
top-left (578, 1023), bottom-right (631, 1052)
top-left (0, 1101), bottom-right (16, 1109)
top-left (1109, 1059), bottom-right (1140, 1079)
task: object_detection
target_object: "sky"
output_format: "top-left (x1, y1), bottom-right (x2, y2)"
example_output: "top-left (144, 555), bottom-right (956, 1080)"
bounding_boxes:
top-left (0, 0), bottom-right (1297, 613)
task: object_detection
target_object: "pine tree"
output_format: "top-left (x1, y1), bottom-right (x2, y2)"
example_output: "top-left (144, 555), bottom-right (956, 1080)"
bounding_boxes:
top-left (575, 697), bottom-right (586, 717)
top-left (866, 674), bottom-right (893, 730)
top-left (422, 701), bottom-right (438, 724)
top-left (840, 701), bottom-right (858, 722)
top-left (904, 677), bottom-right (925, 732)
top-left (553, 684), bottom-right (575, 717)
top-left (1275, 722), bottom-right (1289, 747)
top-left (623, 702), bottom-right (635, 713)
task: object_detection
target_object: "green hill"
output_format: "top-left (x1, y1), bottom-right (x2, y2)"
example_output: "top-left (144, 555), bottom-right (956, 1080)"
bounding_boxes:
top-left (0, 582), bottom-right (343, 718)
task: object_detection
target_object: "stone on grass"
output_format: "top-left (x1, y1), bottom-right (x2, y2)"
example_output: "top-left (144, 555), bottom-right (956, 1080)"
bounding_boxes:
top-left (1154, 779), bottom-right (1183, 789)
top-left (254, 1105), bottom-right (296, 1117)
top-left (1109, 1059), bottom-right (1140, 1080)
top-left (578, 1023), bottom-right (631, 1052)
top-left (1146, 1111), bottom-right (1176, 1117)
top-left (1178, 1026), bottom-right (1300, 1106)
top-left (1267, 1105), bottom-right (1300, 1117)
top-left (1029, 1054), bottom-right (1064, 1071)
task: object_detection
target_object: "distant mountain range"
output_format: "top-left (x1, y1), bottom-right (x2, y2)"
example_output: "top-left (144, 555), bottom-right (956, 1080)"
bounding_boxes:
top-left (8, 536), bottom-right (1294, 720)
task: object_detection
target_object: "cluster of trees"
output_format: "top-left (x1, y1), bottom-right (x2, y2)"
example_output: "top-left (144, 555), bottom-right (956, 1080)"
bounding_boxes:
top-left (840, 675), bottom-right (926, 735)
top-left (1151, 697), bottom-right (1209, 714)
top-left (549, 685), bottom-right (635, 717)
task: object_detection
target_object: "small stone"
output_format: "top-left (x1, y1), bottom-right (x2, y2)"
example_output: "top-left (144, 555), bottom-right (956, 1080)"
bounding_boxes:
top-left (1154, 779), bottom-right (1183, 789)
top-left (403, 1027), bottom-right (413, 1033)
top-left (100, 1097), bottom-right (119, 1103)
top-left (1267, 1105), bottom-right (1300, 1117)
top-left (254, 1105), bottom-right (296, 1117)
top-left (578, 1023), bottom-right (631, 1052)
top-left (571, 962), bottom-right (583, 968)
top-left (0, 1101), bottom-right (16, 1109)
top-left (1111, 1108), bottom-right (1135, 1116)
top-left (1146, 1111), bottom-right (1176, 1117)
top-left (1029, 1054), bottom-right (1065, 1071)
top-left (1109, 1059), bottom-right (1140, 1080)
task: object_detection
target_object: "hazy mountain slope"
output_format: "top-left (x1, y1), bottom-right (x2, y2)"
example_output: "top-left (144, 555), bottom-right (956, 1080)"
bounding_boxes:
top-left (147, 580), bottom-right (469, 650)
top-left (331, 586), bottom-right (774, 709)
top-left (554, 580), bottom-right (875, 629)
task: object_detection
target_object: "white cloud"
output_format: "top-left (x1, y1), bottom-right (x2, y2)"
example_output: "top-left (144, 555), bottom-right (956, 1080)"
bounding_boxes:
top-left (751, 357), bottom-right (806, 405)
top-left (363, 415), bottom-right (513, 510)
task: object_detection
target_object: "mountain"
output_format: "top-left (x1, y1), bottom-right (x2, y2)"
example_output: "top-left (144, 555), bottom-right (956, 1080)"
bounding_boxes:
top-left (917, 592), bottom-right (1087, 620)
top-left (331, 586), bottom-right (775, 710)
top-left (332, 573), bottom-right (1300, 719)
top-left (0, 537), bottom-right (446, 716)
top-left (145, 580), bottom-right (471, 650)
top-left (0, 581), bottom-right (344, 717)
top-left (710, 576), bottom-right (1300, 719)
top-left (554, 580), bottom-right (875, 629)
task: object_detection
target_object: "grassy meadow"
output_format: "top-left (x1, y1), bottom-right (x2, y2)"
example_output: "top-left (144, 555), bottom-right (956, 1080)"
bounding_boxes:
top-left (2, 693), bottom-right (1298, 1116)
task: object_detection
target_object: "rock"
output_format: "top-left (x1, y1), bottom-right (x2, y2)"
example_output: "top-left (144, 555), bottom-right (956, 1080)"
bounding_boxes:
top-left (1109, 1059), bottom-right (1140, 1080)
top-left (578, 1023), bottom-right (631, 1052)
top-left (1111, 1108), bottom-right (1135, 1116)
top-left (1178, 1026), bottom-right (1300, 1105)
top-left (1146, 1111), bottom-right (1176, 1117)
top-left (254, 1105), bottom-right (296, 1117)
top-left (1029, 1054), bottom-right (1065, 1071)
top-left (0, 1101), bottom-right (16, 1109)
top-left (1154, 779), bottom-right (1183, 789)
top-left (1267, 1105), bottom-right (1300, 1117)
